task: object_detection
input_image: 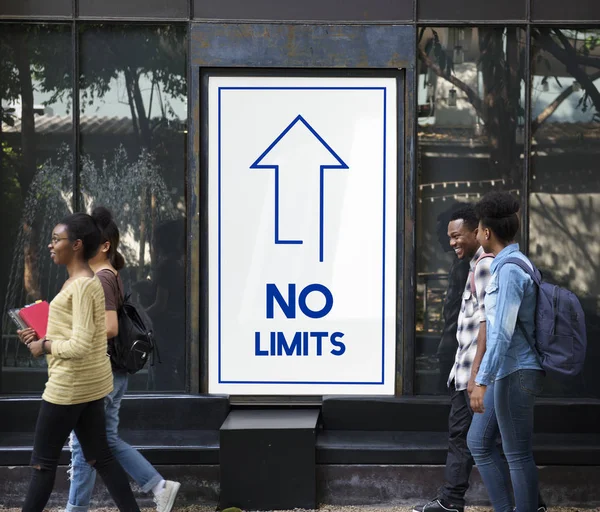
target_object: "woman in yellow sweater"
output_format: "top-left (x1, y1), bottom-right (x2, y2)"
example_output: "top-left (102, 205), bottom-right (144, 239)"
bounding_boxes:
top-left (17, 212), bottom-right (140, 512)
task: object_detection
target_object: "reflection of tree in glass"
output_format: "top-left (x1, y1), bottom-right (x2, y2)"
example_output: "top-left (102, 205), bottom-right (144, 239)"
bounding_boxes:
top-left (1, 24), bottom-right (187, 314)
top-left (79, 24), bottom-right (187, 153)
top-left (81, 146), bottom-right (181, 280)
top-left (1, 145), bottom-right (179, 366)
top-left (419, 28), bottom-right (600, 182)
top-left (531, 29), bottom-right (600, 128)
top-left (77, 25), bottom-right (187, 270)
top-left (1, 25), bottom-right (71, 197)
top-left (1, 25), bottom-right (72, 338)
top-left (419, 28), bottom-right (600, 397)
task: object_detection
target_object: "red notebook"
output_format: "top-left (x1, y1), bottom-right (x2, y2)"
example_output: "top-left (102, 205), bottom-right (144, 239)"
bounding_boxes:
top-left (19, 301), bottom-right (49, 339)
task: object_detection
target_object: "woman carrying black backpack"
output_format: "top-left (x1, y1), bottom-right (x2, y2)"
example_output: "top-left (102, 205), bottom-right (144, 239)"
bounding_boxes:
top-left (65, 207), bottom-right (180, 512)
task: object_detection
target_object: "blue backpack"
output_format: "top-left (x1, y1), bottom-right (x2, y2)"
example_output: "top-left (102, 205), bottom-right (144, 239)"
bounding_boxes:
top-left (496, 257), bottom-right (587, 380)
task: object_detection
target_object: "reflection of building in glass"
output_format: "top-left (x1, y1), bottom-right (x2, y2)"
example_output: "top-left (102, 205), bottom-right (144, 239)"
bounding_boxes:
top-left (0, 23), bottom-right (188, 393)
top-left (415, 27), bottom-right (600, 397)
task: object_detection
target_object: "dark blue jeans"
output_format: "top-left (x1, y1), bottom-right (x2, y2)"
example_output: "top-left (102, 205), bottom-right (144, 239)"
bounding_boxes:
top-left (467, 370), bottom-right (544, 512)
top-left (67, 373), bottom-right (162, 512)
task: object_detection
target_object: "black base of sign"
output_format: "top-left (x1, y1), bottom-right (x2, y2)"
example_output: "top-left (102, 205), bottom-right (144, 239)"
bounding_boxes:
top-left (219, 408), bottom-right (320, 510)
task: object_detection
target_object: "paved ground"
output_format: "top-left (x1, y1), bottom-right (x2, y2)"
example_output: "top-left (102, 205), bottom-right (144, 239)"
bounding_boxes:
top-left (2, 506), bottom-right (599, 512)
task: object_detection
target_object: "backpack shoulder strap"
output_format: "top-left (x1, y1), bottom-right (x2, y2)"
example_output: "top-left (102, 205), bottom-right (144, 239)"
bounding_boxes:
top-left (476, 252), bottom-right (495, 266)
top-left (469, 252), bottom-right (494, 296)
top-left (495, 257), bottom-right (543, 364)
top-left (496, 257), bottom-right (542, 285)
top-left (107, 270), bottom-right (125, 309)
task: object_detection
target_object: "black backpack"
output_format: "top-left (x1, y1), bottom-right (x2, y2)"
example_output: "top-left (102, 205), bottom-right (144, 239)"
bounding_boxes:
top-left (111, 275), bottom-right (156, 374)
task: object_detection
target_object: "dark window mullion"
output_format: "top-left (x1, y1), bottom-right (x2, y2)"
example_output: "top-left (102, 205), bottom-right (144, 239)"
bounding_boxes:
top-left (522, 24), bottom-right (532, 255)
top-left (72, 18), bottom-right (80, 211)
top-left (186, 21), bottom-right (200, 394)
top-left (403, 64), bottom-right (418, 395)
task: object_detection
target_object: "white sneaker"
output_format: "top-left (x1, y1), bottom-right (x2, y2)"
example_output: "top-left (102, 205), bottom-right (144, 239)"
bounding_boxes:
top-left (154, 480), bottom-right (181, 512)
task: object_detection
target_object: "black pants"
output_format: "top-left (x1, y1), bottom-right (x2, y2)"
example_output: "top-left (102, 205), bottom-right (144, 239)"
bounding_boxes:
top-left (23, 398), bottom-right (140, 512)
top-left (439, 386), bottom-right (475, 507)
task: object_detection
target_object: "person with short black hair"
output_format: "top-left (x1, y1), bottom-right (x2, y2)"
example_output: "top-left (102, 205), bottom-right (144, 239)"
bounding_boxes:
top-left (449, 205), bottom-right (479, 232)
top-left (414, 203), bottom-right (493, 512)
top-left (467, 191), bottom-right (545, 512)
top-left (434, 204), bottom-right (472, 393)
top-left (17, 213), bottom-right (140, 512)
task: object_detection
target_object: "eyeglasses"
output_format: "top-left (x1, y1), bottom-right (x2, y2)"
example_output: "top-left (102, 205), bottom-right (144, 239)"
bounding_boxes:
top-left (50, 237), bottom-right (69, 246)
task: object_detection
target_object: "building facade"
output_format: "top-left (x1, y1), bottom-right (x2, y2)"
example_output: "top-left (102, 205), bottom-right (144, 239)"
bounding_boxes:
top-left (1, 0), bottom-right (600, 506)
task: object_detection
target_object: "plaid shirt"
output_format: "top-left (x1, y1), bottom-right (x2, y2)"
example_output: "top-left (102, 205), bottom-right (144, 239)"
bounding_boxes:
top-left (448, 246), bottom-right (493, 390)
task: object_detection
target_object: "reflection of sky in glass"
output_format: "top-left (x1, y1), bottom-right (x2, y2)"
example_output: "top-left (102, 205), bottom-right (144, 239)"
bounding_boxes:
top-left (418, 72), bottom-right (599, 126)
top-left (531, 76), bottom-right (600, 123)
top-left (29, 74), bottom-right (186, 120)
top-left (29, 74), bottom-right (598, 126)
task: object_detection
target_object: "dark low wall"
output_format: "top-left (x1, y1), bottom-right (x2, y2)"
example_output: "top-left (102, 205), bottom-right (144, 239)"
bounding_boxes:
top-left (317, 465), bottom-right (600, 507)
top-left (2, 464), bottom-right (599, 508)
top-left (0, 465), bottom-right (220, 508)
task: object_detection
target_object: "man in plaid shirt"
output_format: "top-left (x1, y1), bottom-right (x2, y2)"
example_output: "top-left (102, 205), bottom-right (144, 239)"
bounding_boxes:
top-left (414, 205), bottom-right (493, 512)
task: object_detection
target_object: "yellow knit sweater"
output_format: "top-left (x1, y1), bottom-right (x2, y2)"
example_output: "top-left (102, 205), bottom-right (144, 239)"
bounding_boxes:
top-left (43, 276), bottom-right (113, 405)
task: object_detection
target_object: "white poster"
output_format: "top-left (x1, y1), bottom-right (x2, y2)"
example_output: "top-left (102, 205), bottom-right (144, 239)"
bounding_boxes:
top-left (208, 76), bottom-right (398, 395)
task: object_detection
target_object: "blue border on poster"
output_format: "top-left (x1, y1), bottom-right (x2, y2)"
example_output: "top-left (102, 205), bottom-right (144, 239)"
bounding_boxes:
top-left (217, 86), bottom-right (388, 385)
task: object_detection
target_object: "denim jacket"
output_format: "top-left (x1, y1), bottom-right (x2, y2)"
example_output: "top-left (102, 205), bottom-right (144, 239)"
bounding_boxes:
top-left (475, 244), bottom-right (542, 386)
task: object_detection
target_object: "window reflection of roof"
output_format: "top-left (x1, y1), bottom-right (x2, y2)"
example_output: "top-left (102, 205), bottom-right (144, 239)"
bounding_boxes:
top-left (1, 115), bottom-right (184, 135)
top-left (418, 123), bottom-right (600, 149)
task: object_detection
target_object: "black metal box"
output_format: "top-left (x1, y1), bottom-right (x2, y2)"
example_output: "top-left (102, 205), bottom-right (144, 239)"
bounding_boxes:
top-left (219, 409), bottom-right (320, 510)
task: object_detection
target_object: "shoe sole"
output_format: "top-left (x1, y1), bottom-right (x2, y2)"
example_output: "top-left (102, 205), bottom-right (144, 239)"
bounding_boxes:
top-left (162, 482), bottom-right (181, 512)
top-left (413, 505), bottom-right (462, 512)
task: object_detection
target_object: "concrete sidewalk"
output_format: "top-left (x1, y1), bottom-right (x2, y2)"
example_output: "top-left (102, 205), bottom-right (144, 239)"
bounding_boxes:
top-left (2, 506), bottom-right (599, 512)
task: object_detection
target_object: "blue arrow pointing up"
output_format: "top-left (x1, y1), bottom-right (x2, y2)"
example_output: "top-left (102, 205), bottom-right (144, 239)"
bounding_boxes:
top-left (250, 115), bottom-right (349, 263)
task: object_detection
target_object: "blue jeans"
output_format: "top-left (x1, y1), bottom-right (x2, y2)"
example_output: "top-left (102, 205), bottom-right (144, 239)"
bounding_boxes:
top-left (467, 370), bottom-right (544, 512)
top-left (66, 372), bottom-right (162, 512)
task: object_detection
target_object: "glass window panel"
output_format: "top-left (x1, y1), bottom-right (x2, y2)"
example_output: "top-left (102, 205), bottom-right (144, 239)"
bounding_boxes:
top-left (415, 27), bottom-right (526, 394)
top-left (79, 24), bottom-right (188, 392)
top-left (530, 28), bottom-right (600, 398)
top-left (1, 24), bottom-right (72, 394)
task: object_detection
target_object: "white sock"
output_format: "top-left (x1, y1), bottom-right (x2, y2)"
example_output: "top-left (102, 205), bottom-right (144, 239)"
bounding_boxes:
top-left (152, 479), bottom-right (166, 496)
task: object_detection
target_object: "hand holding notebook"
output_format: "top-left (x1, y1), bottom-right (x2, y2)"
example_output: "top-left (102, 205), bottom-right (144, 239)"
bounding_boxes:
top-left (9, 301), bottom-right (49, 339)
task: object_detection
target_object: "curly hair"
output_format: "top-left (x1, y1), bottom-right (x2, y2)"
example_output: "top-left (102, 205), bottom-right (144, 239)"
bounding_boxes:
top-left (449, 204), bottom-right (478, 231)
top-left (475, 191), bottom-right (520, 243)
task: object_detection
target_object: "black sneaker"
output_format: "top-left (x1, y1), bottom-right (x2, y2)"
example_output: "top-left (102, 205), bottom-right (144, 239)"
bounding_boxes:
top-left (538, 507), bottom-right (548, 512)
top-left (413, 498), bottom-right (464, 512)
